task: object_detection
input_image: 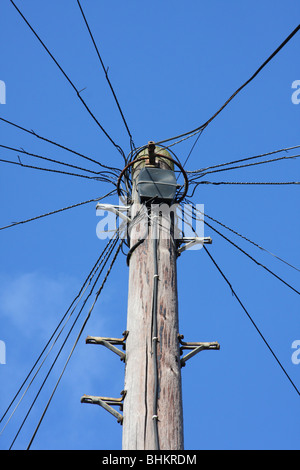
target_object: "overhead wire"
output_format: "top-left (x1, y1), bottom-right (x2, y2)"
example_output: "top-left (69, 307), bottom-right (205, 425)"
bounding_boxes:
top-left (149, 25), bottom-right (300, 194)
top-left (0, 190), bottom-right (117, 232)
top-left (177, 208), bottom-right (299, 396)
top-left (188, 153), bottom-right (300, 181)
top-left (0, 156), bottom-right (116, 183)
top-left (6, 235), bottom-right (118, 446)
top-left (186, 144), bottom-right (300, 175)
top-left (9, 0), bottom-right (126, 163)
top-left (183, 202), bottom-right (300, 273)
top-left (0, 234), bottom-right (117, 434)
top-left (154, 24), bottom-right (300, 148)
top-left (195, 180), bottom-right (300, 186)
top-left (7, 233), bottom-right (123, 450)
top-left (203, 245), bottom-right (300, 397)
top-left (186, 150), bottom-right (300, 196)
top-left (184, 150), bottom-right (300, 197)
top-left (25, 237), bottom-right (124, 450)
top-left (184, 205), bottom-right (300, 295)
top-left (76, 0), bottom-right (136, 153)
top-left (187, 180), bottom-right (300, 197)
top-left (174, 130), bottom-right (205, 186)
top-left (0, 143), bottom-right (117, 177)
top-left (178, 130), bottom-right (204, 177)
top-left (0, 116), bottom-right (121, 172)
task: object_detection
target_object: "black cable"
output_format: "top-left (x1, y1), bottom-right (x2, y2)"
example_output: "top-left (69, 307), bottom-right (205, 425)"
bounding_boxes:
top-left (183, 203), bottom-right (300, 273)
top-left (125, 144), bottom-right (147, 166)
top-left (0, 235), bottom-right (116, 432)
top-left (203, 245), bottom-right (300, 397)
top-left (188, 153), bottom-right (300, 182)
top-left (9, 0), bottom-right (126, 162)
top-left (187, 180), bottom-right (300, 197)
top-left (179, 129), bottom-right (204, 175)
top-left (199, 180), bottom-right (300, 186)
top-left (125, 200), bottom-right (159, 265)
top-left (76, 0), bottom-right (136, 153)
top-left (186, 145), bottom-right (300, 175)
top-left (0, 190), bottom-right (117, 232)
top-left (173, 130), bottom-right (205, 188)
top-left (187, 152), bottom-right (300, 196)
top-left (201, 181), bottom-right (300, 185)
top-left (181, 204), bottom-right (299, 294)
top-left (0, 156), bottom-right (115, 182)
top-left (0, 143), bottom-right (116, 177)
top-left (203, 219), bottom-right (300, 296)
top-left (155, 24), bottom-right (300, 147)
top-left (0, 116), bottom-right (121, 172)
top-left (8, 236), bottom-right (118, 448)
top-left (126, 238), bottom-right (145, 266)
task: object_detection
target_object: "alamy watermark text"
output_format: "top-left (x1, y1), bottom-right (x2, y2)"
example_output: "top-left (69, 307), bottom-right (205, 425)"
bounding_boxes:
top-left (96, 202), bottom-right (205, 249)
top-left (291, 340), bottom-right (300, 365)
top-left (291, 80), bottom-right (300, 104)
top-left (0, 80), bottom-right (6, 104)
top-left (0, 340), bottom-right (6, 364)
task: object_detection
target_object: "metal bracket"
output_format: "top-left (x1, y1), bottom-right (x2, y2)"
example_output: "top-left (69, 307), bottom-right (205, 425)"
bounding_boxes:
top-left (177, 237), bottom-right (212, 254)
top-left (147, 140), bottom-right (156, 166)
top-left (81, 390), bottom-right (126, 424)
top-left (85, 331), bottom-right (128, 362)
top-left (178, 334), bottom-right (220, 367)
top-left (96, 203), bottom-right (131, 222)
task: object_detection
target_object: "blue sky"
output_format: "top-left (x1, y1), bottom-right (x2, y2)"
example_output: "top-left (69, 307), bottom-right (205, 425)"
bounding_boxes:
top-left (0, 0), bottom-right (299, 450)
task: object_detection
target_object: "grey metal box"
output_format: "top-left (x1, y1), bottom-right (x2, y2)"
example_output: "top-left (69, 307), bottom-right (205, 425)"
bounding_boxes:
top-left (137, 167), bottom-right (177, 203)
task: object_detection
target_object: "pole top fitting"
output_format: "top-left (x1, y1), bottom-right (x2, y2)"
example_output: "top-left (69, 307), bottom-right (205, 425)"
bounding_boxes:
top-left (147, 141), bottom-right (156, 165)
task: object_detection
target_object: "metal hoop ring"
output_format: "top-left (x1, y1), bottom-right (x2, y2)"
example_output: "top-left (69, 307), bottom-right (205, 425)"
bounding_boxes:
top-left (117, 154), bottom-right (189, 203)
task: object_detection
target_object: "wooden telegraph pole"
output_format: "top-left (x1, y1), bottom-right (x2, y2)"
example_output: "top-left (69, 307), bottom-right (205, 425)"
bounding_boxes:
top-left (81, 141), bottom-right (219, 450)
top-left (122, 143), bottom-right (184, 450)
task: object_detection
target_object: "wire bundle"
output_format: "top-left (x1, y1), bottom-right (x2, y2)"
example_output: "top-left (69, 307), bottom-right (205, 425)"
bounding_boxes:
top-left (0, 233), bottom-right (123, 449)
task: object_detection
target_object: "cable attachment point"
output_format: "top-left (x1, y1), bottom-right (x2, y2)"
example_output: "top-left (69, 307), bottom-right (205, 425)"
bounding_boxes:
top-left (147, 141), bottom-right (156, 166)
top-left (177, 237), bottom-right (212, 255)
top-left (85, 330), bottom-right (128, 362)
top-left (96, 203), bottom-right (131, 222)
top-left (178, 334), bottom-right (220, 367)
top-left (81, 390), bottom-right (126, 424)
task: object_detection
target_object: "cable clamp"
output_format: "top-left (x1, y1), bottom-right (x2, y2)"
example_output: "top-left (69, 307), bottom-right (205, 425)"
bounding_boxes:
top-left (96, 203), bottom-right (131, 222)
top-left (177, 237), bottom-right (212, 254)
